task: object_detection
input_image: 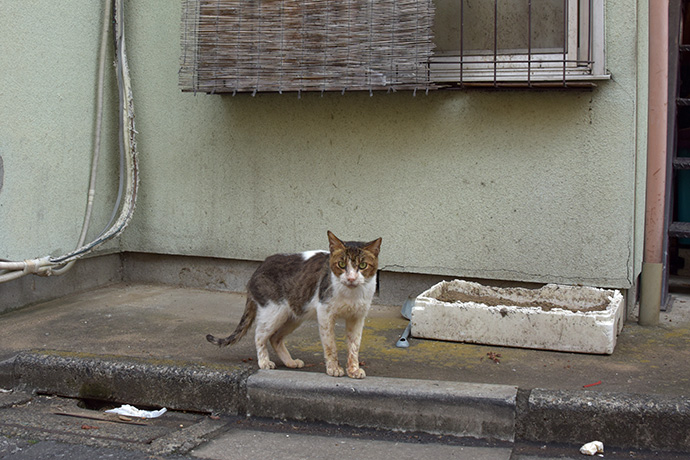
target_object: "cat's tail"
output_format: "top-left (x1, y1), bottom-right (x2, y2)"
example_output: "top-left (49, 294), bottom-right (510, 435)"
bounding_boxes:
top-left (206, 296), bottom-right (257, 347)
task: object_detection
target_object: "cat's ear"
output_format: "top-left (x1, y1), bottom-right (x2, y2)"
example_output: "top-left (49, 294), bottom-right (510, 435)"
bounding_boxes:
top-left (327, 231), bottom-right (345, 252)
top-left (364, 237), bottom-right (382, 257)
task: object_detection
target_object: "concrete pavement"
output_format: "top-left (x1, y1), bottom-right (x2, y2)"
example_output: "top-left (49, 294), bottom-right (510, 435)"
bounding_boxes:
top-left (0, 283), bottom-right (689, 452)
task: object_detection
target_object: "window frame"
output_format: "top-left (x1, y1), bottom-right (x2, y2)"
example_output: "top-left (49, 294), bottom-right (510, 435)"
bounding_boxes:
top-left (428, 0), bottom-right (608, 86)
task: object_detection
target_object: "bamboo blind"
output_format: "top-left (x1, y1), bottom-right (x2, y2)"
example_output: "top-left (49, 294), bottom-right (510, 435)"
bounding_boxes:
top-left (180, 0), bottom-right (436, 94)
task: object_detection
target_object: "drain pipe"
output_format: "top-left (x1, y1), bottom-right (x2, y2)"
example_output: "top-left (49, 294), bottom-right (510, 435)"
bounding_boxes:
top-left (640, 0), bottom-right (670, 326)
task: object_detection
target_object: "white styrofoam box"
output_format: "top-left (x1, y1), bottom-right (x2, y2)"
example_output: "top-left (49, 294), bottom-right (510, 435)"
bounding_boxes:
top-left (411, 280), bottom-right (625, 354)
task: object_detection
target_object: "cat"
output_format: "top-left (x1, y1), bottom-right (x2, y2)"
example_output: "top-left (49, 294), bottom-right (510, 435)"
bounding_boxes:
top-left (207, 231), bottom-right (382, 379)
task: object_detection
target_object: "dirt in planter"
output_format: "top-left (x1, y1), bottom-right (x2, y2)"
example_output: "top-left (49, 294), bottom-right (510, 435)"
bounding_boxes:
top-left (436, 286), bottom-right (610, 312)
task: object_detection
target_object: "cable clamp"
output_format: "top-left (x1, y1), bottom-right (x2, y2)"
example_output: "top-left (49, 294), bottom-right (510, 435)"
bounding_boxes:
top-left (22, 257), bottom-right (51, 275)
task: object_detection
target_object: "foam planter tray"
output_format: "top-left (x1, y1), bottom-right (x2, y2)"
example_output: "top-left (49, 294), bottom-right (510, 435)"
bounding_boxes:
top-left (411, 280), bottom-right (625, 354)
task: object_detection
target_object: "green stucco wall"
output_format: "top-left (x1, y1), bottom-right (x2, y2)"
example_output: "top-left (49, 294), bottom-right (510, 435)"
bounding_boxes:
top-left (0, 0), bottom-right (648, 290)
top-left (0, 2), bottom-right (121, 261)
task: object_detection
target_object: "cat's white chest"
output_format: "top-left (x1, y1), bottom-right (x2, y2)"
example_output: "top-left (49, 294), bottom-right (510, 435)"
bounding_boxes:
top-left (303, 273), bottom-right (376, 319)
top-left (326, 272), bottom-right (376, 317)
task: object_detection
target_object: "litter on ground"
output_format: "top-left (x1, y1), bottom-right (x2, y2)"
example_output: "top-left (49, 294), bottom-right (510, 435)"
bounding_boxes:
top-left (105, 404), bottom-right (167, 419)
top-left (580, 440), bottom-right (604, 456)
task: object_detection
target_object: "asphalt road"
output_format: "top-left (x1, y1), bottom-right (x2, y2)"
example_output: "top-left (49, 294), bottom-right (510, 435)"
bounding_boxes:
top-left (0, 394), bottom-right (688, 460)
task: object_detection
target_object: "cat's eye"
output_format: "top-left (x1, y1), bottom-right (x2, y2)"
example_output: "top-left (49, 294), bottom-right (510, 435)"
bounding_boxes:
top-left (358, 262), bottom-right (368, 270)
top-left (337, 261), bottom-right (346, 269)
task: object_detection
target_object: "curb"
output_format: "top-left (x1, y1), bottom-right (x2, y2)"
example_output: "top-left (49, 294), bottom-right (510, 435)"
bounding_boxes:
top-left (247, 369), bottom-right (517, 441)
top-left (516, 388), bottom-right (690, 451)
top-left (2, 351), bottom-right (253, 415)
top-left (2, 351), bottom-right (689, 452)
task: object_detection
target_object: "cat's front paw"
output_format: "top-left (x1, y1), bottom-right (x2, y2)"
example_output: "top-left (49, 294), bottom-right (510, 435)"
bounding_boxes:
top-left (286, 359), bottom-right (304, 369)
top-left (258, 359), bottom-right (276, 370)
top-left (326, 362), bottom-right (345, 377)
top-left (347, 367), bottom-right (366, 379)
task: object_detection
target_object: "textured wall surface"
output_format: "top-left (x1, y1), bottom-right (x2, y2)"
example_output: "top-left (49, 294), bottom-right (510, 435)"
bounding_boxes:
top-left (0, 2), bottom-right (121, 261)
top-left (0, 1), bottom-right (647, 290)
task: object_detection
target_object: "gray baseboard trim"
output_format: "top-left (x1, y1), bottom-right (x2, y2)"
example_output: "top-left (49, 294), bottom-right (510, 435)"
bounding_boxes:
top-left (4, 252), bottom-right (615, 311)
top-left (0, 254), bottom-right (122, 314)
top-left (121, 252), bottom-right (259, 294)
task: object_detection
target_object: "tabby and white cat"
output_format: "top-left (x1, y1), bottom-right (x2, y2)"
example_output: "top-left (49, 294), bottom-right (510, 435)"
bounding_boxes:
top-left (207, 231), bottom-right (382, 379)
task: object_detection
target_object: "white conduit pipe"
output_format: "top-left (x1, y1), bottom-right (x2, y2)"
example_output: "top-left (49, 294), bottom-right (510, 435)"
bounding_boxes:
top-left (47, 0), bottom-right (113, 277)
top-left (0, 0), bottom-right (138, 283)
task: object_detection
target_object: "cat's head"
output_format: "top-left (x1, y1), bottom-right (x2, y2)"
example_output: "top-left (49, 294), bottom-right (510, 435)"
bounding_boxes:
top-left (327, 231), bottom-right (382, 288)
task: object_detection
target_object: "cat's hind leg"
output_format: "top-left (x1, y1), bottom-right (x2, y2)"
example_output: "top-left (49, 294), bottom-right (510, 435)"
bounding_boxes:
top-left (254, 301), bottom-right (290, 370)
top-left (269, 320), bottom-right (304, 369)
top-left (254, 332), bottom-right (275, 370)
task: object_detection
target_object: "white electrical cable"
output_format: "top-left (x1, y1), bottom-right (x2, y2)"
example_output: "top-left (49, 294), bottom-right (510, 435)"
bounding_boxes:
top-left (50, 0), bottom-right (138, 266)
top-left (48, 0), bottom-right (113, 277)
top-left (0, 0), bottom-right (137, 283)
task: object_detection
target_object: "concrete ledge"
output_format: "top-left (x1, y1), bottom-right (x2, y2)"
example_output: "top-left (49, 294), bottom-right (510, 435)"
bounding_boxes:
top-left (516, 389), bottom-right (690, 451)
top-left (7, 351), bottom-right (253, 415)
top-left (0, 357), bottom-right (15, 389)
top-left (246, 370), bottom-right (517, 441)
top-left (4, 352), bottom-right (690, 452)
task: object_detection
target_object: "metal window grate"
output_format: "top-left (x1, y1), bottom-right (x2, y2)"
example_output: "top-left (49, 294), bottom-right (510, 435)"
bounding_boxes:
top-left (429, 0), bottom-right (598, 88)
top-left (180, 0), bottom-right (436, 94)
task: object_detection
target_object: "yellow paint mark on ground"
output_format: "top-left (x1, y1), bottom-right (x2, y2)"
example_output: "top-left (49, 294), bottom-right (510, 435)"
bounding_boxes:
top-left (663, 327), bottom-right (690, 340)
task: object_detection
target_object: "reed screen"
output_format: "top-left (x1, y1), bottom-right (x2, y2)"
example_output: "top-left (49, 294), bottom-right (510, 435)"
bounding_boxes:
top-left (180, 0), bottom-right (435, 94)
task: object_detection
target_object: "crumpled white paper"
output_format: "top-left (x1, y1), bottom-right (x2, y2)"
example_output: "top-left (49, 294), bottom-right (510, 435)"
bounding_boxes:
top-left (105, 404), bottom-right (167, 419)
top-left (579, 440), bottom-right (604, 456)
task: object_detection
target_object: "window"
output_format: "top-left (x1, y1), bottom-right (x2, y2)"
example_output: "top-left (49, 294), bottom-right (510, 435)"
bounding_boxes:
top-left (430, 0), bottom-right (607, 87)
top-left (179, 0), bottom-right (606, 94)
